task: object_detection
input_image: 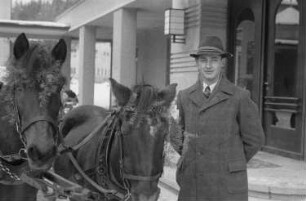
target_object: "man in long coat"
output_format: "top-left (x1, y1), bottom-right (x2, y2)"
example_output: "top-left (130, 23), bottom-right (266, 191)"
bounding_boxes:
top-left (170, 36), bottom-right (265, 201)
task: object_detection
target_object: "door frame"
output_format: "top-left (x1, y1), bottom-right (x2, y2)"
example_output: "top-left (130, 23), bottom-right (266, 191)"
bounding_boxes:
top-left (228, 0), bottom-right (265, 113)
top-left (263, 0), bottom-right (304, 160)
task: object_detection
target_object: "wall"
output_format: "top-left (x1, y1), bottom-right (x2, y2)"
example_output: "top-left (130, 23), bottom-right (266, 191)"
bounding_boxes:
top-left (170, 0), bottom-right (229, 91)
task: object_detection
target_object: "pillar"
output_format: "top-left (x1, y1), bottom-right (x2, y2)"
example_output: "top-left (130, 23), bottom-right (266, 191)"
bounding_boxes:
top-left (62, 37), bottom-right (71, 88)
top-left (112, 8), bottom-right (137, 87)
top-left (0, 0), bottom-right (11, 68)
top-left (78, 26), bottom-right (96, 105)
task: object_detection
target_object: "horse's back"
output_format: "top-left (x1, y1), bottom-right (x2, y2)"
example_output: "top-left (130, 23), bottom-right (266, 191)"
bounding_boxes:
top-left (55, 105), bottom-right (111, 183)
top-left (60, 105), bottom-right (110, 147)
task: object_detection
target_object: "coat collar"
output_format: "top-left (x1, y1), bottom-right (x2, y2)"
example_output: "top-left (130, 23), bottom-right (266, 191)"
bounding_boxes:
top-left (188, 74), bottom-right (235, 111)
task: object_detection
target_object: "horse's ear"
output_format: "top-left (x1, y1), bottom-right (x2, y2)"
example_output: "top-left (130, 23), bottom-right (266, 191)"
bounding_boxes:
top-left (14, 33), bottom-right (29, 59)
top-left (157, 83), bottom-right (177, 106)
top-left (109, 78), bottom-right (132, 106)
top-left (52, 39), bottom-right (67, 64)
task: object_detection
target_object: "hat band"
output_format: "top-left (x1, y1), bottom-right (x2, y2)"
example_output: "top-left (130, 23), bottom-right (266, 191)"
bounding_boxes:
top-left (197, 46), bottom-right (224, 54)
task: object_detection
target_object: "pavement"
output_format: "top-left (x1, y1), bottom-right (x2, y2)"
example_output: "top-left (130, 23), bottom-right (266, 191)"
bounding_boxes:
top-left (160, 151), bottom-right (306, 201)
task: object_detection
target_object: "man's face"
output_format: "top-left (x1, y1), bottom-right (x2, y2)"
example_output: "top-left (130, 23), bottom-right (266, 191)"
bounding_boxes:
top-left (196, 54), bottom-right (224, 84)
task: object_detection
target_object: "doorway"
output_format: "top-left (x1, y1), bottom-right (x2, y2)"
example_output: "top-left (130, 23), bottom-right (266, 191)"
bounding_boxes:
top-left (263, 0), bottom-right (303, 159)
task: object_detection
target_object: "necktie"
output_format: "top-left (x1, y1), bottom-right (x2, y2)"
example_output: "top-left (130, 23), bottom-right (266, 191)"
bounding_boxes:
top-left (204, 86), bottom-right (211, 98)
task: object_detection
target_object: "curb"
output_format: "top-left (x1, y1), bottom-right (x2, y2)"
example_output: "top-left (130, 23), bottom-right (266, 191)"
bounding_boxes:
top-left (249, 183), bottom-right (306, 201)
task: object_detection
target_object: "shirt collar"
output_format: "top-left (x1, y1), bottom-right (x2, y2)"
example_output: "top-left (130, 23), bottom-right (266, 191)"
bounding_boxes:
top-left (203, 77), bottom-right (219, 92)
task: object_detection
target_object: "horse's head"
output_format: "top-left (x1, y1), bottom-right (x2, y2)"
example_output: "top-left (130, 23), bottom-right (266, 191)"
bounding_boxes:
top-left (3, 33), bottom-right (67, 170)
top-left (110, 78), bottom-right (177, 201)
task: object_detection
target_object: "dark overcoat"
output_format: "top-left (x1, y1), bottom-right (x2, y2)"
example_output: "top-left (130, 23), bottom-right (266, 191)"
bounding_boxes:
top-left (170, 76), bottom-right (265, 201)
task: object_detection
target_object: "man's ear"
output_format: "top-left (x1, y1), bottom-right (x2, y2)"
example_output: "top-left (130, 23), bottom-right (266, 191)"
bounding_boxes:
top-left (221, 57), bottom-right (226, 67)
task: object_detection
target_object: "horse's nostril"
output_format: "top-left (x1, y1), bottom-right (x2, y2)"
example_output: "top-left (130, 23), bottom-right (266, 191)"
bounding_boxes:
top-left (27, 146), bottom-right (40, 161)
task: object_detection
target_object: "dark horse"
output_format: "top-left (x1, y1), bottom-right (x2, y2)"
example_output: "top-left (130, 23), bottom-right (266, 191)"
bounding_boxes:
top-left (0, 33), bottom-right (67, 200)
top-left (53, 78), bottom-right (177, 201)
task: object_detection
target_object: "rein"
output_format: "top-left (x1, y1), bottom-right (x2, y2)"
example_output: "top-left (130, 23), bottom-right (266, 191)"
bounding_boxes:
top-left (57, 112), bottom-right (125, 200)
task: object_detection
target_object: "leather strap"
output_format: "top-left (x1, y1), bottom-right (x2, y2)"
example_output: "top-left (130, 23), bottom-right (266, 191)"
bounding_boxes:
top-left (58, 113), bottom-right (113, 154)
top-left (21, 115), bottom-right (57, 135)
top-left (67, 152), bottom-right (124, 199)
top-left (122, 172), bottom-right (162, 182)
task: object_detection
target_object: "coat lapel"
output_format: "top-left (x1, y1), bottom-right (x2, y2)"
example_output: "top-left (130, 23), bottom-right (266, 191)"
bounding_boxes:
top-left (200, 76), bottom-right (235, 112)
top-left (188, 80), bottom-right (207, 108)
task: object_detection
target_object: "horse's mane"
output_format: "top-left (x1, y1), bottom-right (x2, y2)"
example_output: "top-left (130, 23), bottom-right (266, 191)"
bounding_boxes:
top-left (133, 84), bottom-right (157, 111)
top-left (0, 41), bottom-right (66, 124)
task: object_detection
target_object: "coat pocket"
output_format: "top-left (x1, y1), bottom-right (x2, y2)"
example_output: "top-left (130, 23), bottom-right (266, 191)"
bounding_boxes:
top-left (226, 160), bottom-right (248, 193)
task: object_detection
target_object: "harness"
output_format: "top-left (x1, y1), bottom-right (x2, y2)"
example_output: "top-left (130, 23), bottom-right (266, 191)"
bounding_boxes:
top-left (57, 107), bottom-right (163, 201)
top-left (1, 89), bottom-right (163, 200)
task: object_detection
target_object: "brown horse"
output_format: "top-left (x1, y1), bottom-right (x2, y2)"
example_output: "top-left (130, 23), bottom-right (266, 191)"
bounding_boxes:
top-left (0, 34), bottom-right (67, 170)
top-left (53, 78), bottom-right (177, 201)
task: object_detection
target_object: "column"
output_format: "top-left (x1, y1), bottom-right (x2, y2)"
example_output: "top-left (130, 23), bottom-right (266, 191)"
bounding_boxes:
top-left (112, 8), bottom-right (137, 87)
top-left (0, 0), bottom-right (11, 19)
top-left (0, 0), bottom-right (11, 69)
top-left (61, 37), bottom-right (71, 88)
top-left (78, 26), bottom-right (96, 105)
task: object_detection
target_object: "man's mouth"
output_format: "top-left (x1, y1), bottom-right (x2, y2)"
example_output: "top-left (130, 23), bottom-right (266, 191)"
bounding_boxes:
top-left (204, 71), bottom-right (214, 74)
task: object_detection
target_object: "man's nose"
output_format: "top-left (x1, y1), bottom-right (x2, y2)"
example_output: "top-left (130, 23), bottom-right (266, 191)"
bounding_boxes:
top-left (206, 60), bottom-right (212, 68)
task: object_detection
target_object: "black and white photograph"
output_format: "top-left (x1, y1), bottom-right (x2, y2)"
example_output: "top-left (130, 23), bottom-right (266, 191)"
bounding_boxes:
top-left (0, 0), bottom-right (305, 200)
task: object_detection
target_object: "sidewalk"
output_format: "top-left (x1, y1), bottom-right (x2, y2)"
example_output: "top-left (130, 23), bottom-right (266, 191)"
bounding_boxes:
top-left (161, 151), bottom-right (306, 201)
top-left (248, 151), bottom-right (306, 201)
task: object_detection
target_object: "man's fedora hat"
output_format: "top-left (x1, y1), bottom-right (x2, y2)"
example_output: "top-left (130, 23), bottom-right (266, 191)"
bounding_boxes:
top-left (190, 36), bottom-right (233, 58)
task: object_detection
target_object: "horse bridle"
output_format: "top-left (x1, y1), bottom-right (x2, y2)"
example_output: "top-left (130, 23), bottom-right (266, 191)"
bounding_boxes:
top-left (12, 85), bottom-right (59, 147)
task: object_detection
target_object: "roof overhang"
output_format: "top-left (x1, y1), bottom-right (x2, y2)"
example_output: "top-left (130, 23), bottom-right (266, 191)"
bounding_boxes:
top-left (56, 0), bottom-right (171, 35)
top-left (56, 0), bottom-right (135, 32)
top-left (0, 20), bottom-right (70, 39)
